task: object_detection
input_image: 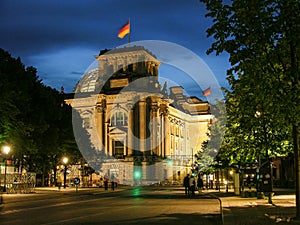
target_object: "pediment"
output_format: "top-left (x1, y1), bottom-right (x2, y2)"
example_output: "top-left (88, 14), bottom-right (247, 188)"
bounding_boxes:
top-left (109, 126), bottom-right (127, 134)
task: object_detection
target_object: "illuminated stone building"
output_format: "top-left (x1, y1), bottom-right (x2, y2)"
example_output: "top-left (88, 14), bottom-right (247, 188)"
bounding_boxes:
top-left (66, 46), bottom-right (212, 185)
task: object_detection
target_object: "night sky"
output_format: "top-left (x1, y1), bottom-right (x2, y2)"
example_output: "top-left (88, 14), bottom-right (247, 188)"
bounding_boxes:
top-left (1, 0), bottom-right (230, 98)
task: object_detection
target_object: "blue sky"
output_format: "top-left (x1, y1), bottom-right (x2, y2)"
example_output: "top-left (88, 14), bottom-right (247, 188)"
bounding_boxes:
top-left (1, 0), bottom-right (230, 98)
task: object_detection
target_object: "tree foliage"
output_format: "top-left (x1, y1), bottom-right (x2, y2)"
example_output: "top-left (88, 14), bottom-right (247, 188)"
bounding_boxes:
top-left (197, 100), bottom-right (227, 173)
top-left (200, 0), bottom-right (299, 163)
top-left (0, 49), bottom-right (81, 185)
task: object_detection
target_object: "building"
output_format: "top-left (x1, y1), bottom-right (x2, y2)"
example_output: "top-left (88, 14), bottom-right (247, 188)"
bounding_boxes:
top-left (66, 46), bottom-right (213, 185)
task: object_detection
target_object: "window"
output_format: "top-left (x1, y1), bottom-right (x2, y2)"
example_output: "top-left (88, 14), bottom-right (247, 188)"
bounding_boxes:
top-left (111, 111), bottom-right (128, 127)
top-left (176, 126), bottom-right (179, 136)
top-left (113, 141), bottom-right (124, 159)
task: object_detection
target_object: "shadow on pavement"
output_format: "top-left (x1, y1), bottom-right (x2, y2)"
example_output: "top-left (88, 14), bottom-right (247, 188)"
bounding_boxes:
top-left (109, 187), bottom-right (219, 200)
top-left (205, 191), bottom-right (236, 198)
top-left (223, 205), bottom-right (296, 225)
top-left (73, 213), bottom-right (222, 225)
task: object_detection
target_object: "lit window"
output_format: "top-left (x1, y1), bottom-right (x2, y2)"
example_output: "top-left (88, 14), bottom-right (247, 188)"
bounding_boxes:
top-left (113, 141), bottom-right (124, 159)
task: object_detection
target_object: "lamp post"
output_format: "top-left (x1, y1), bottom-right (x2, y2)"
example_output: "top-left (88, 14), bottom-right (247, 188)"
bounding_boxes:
top-left (255, 111), bottom-right (273, 203)
top-left (3, 146), bottom-right (11, 192)
top-left (62, 157), bottom-right (68, 189)
top-left (255, 111), bottom-right (262, 167)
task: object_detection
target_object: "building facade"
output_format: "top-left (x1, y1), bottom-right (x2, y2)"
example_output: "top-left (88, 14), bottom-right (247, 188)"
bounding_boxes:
top-left (66, 46), bottom-right (213, 185)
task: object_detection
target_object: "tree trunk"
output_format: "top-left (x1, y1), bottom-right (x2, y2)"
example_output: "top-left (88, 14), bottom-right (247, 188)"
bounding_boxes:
top-left (53, 165), bottom-right (57, 186)
top-left (293, 124), bottom-right (300, 219)
top-left (41, 163), bottom-right (46, 187)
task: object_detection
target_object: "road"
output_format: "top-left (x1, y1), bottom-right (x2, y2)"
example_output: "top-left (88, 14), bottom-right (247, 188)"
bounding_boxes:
top-left (0, 187), bottom-right (222, 225)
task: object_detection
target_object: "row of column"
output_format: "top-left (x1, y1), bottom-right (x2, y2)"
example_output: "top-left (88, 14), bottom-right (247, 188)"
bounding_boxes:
top-left (95, 99), bottom-right (171, 158)
top-left (99, 59), bottom-right (159, 76)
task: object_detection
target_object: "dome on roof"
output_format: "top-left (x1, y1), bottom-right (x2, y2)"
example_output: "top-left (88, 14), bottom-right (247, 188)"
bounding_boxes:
top-left (74, 68), bottom-right (99, 93)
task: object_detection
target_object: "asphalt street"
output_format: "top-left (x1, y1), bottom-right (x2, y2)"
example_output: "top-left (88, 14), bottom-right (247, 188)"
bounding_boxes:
top-left (0, 187), bottom-right (222, 225)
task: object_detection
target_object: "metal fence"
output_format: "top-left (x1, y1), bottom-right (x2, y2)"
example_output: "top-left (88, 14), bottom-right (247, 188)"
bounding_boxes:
top-left (1, 173), bottom-right (36, 193)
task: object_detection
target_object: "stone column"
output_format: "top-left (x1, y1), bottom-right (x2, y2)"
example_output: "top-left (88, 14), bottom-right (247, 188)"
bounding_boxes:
top-left (157, 120), bottom-right (161, 157)
top-left (150, 103), bottom-right (159, 155)
top-left (104, 122), bottom-right (108, 155)
top-left (96, 103), bottom-right (105, 150)
top-left (109, 137), bottom-right (113, 156)
top-left (127, 103), bottom-right (134, 155)
top-left (139, 100), bottom-right (146, 153)
top-left (147, 62), bottom-right (151, 74)
top-left (164, 115), bottom-right (170, 157)
top-left (160, 104), bottom-right (169, 158)
top-left (154, 64), bottom-right (159, 76)
top-left (161, 115), bottom-right (165, 158)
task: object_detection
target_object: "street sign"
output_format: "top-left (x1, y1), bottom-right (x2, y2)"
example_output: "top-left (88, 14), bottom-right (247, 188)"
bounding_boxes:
top-left (74, 177), bottom-right (80, 185)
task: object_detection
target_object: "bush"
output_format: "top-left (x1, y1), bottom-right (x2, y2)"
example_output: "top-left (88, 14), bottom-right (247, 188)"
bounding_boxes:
top-left (241, 191), bottom-right (249, 198)
top-left (241, 190), bottom-right (257, 198)
top-left (257, 192), bottom-right (264, 199)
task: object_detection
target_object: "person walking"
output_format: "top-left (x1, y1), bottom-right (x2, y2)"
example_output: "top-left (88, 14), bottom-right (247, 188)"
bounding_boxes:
top-left (111, 180), bottom-right (115, 191)
top-left (104, 179), bottom-right (108, 190)
top-left (189, 174), bottom-right (196, 197)
top-left (197, 176), bottom-right (204, 193)
top-left (183, 174), bottom-right (190, 196)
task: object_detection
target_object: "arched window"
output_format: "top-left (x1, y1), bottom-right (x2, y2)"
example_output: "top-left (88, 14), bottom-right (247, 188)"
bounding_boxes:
top-left (111, 111), bottom-right (128, 127)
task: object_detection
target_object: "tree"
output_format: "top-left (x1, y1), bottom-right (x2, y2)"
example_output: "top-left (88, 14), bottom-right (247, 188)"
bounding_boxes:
top-left (197, 100), bottom-right (227, 172)
top-left (200, 0), bottom-right (300, 216)
top-left (220, 84), bottom-right (293, 167)
top-left (0, 49), bottom-right (81, 186)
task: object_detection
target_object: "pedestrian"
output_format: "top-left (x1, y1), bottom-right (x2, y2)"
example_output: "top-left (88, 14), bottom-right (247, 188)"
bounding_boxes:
top-left (114, 179), bottom-right (118, 188)
top-left (197, 176), bottom-right (204, 192)
top-left (183, 174), bottom-right (190, 196)
top-left (247, 175), bottom-right (252, 189)
top-left (99, 177), bottom-right (103, 188)
top-left (210, 180), bottom-right (214, 189)
top-left (57, 177), bottom-right (62, 191)
top-left (111, 180), bottom-right (115, 191)
top-left (104, 179), bottom-right (108, 190)
top-left (57, 182), bottom-right (61, 191)
top-left (189, 175), bottom-right (196, 197)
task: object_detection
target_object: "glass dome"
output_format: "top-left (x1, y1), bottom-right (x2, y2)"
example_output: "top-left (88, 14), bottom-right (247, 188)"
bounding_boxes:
top-left (74, 68), bottom-right (99, 93)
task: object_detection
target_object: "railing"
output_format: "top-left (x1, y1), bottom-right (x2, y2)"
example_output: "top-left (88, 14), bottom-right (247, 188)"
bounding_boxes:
top-left (1, 173), bottom-right (36, 193)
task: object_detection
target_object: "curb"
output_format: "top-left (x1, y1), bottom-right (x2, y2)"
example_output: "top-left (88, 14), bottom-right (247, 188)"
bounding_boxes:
top-left (205, 193), bottom-right (224, 225)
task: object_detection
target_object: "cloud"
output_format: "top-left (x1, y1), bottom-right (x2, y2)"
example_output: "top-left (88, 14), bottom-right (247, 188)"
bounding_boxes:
top-left (71, 71), bottom-right (84, 75)
top-left (0, 0), bottom-right (230, 95)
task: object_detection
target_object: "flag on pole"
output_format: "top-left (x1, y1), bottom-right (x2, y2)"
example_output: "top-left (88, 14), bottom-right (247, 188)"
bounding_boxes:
top-left (202, 87), bottom-right (211, 96)
top-left (118, 21), bottom-right (130, 39)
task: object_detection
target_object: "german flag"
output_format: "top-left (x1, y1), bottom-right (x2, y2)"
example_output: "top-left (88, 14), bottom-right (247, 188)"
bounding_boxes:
top-left (118, 21), bottom-right (130, 39)
top-left (202, 87), bottom-right (211, 96)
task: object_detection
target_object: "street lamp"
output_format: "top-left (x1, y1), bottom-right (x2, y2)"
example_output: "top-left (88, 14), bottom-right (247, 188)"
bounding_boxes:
top-left (3, 146), bottom-right (11, 192)
top-left (62, 157), bottom-right (68, 189)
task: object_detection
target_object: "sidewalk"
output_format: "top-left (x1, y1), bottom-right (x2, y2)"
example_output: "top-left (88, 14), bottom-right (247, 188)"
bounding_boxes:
top-left (33, 185), bottom-right (130, 194)
top-left (205, 188), bottom-right (297, 225)
top-left (0, 185), bottom-right (129, 201)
